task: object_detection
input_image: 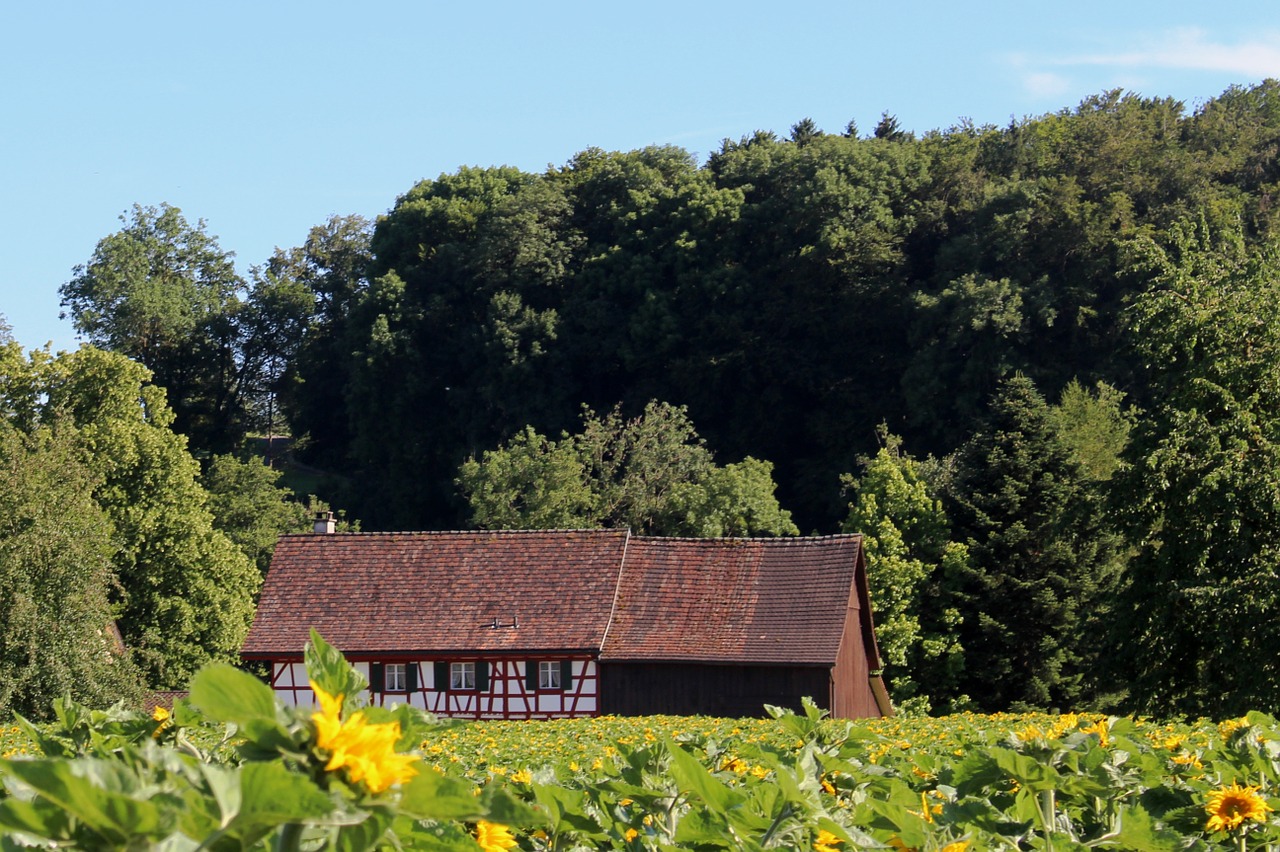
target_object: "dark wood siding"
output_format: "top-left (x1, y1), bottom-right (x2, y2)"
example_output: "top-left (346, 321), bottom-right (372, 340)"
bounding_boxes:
top-left (831, 607), bottom-right (880, 718)
top-left (831, 544), bottom-right (891, 719)
top-left (599, 662), bottom-right (832, 718)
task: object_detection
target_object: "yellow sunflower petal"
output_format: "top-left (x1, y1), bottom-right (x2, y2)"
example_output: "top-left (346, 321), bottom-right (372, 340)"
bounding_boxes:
top-left (1205, 782), bottom-right (1273, 833)
top-left (475, 820), bottom-right (518, 852)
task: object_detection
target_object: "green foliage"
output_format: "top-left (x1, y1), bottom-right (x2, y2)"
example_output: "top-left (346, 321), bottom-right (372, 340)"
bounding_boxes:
top-left (237, 268), bottom-right (316, 438)
top-left (64, 348), bottom-right (261, 689)
top-left (841, 432), bottom-right (967, 712)
top-left (342, 165), bottom-right (570, 528)
top-left (905, 271), bottom-right (1053, 438)
top-left (59, 204), bottom-right (240, 362)
top-left (670, 457), bottom-right (799, 538)
top-left (9, 660), bottom-right (1280, 850)
top-left (202, 454), bottom-right (311, 575)
top-left (1049, 379), bottom-right (1135, 482)
top-left (459, 401), bottom-right (797, 536)
top-left (270, 214), bottom-right (373, 463)
top-left (59, 203), bottom-right (251, 455)
top-left (0, 345), bottom-right (260, 690)
top-left (0, 632), bottom-right (531, 850)
top-left (0, 422), bottom-right (143, 719)
top-left (945, 376), bottom-right (1124, 711)
top-left (270, 84), bottom-right (1271, 532)
top-left (59, 80), bottom-right (1280, 714)
top-left (574, 401), bottom-right (728, 535)
top-left (1114, 219), bottom-right (1280, 717)
top-left (457, 426), bottom-right (597, 530)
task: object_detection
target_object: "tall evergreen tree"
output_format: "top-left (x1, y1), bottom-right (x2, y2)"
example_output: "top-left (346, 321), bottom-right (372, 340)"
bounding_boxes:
top-left (789, 118), bottom-right (822, 145)
top-left (946, 376), bottom-right (1122, 710)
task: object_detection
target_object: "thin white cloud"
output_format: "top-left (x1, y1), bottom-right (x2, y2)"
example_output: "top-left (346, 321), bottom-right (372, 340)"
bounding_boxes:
top-left (1022, 72), bottom-right (1073, 98)
top-left (1049, 27), bottom-right (1280, 78)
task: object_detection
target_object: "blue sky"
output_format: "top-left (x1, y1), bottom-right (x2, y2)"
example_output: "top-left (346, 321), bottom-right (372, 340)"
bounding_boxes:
top-left (5, 1), bottom-right (1280, 353)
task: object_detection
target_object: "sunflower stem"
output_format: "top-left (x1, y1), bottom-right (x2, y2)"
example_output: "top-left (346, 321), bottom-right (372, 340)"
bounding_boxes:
top-left (275, 823), bottom-right (303, 852)
top-left (1040, 788), bottom-right (1056, 851)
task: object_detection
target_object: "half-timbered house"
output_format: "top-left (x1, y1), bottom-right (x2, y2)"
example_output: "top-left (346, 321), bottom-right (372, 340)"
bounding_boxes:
top-left (240, 527), bottom-right (891, 719)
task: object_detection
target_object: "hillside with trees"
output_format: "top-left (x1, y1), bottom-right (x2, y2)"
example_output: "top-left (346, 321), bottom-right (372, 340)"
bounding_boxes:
top-left (9, 80), bottom-right (1280, 717)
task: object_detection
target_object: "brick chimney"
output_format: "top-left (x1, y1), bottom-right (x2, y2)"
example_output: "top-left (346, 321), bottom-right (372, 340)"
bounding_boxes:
top-left (313, 511), bottom-right (336, 534)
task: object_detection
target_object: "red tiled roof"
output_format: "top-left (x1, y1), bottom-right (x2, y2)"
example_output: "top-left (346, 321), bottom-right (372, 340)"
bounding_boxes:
top-left (601, 535), bottom-right (863, 665)
top-left (241, 529), bottom-right (629, 657)
top-left (143, 691), bottom-right (188, 713)
top-left (242, 529), bottom-right (867, 667)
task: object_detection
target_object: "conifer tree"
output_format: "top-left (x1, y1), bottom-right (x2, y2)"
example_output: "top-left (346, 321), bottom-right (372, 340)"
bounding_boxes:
top-left (946, 376), bottom-right (1122, 710)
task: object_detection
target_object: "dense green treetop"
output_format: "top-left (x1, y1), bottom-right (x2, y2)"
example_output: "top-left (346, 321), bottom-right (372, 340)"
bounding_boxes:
top-left (841, 432), bottom-right (967, 714)
top-left (59, 203), bottom-right (242, 363)
top-left (59, 204), bottom-right (249, 455)
top-left (0, 344), bottom-right (260, 689)
top-left (1049, 379), bottom-right (1134, 483)
top-left (202, 454), bottom-right (312, 577)
top-left (1113, 218), bottom-right (1280, 716)
top-left (0, 421), bottom-right (144, 718)
top-left (459, 401), bottom-right (797, 537)
top-left (270, 215), bottom-right (374, 464)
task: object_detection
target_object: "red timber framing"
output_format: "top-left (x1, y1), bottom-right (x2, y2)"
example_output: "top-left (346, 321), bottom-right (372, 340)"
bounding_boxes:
top-left (266, 655), bottom-right (600, 720)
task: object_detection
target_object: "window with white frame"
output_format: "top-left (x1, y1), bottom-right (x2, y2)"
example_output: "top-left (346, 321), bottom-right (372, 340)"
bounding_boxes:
top-left (537, 660), bottom-right (561, 690)
top-left (385, 663), bottom-right (406, 692)
top-left (450, 661), bottom-right (475, 690)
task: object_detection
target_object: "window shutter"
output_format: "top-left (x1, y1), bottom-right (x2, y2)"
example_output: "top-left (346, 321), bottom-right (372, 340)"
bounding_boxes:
top-left (526, 662), bottom-right (539, 692)
top-left (406, 663), bottom-right (419, 693)
top-left (370, 663), bottom-right (384, 693)
top-left (434, 662), bottom-right (448, 690)
top-left (476, 661), bottom-right (490, 692)
top-left (560, 659), bottom-right (574, 691)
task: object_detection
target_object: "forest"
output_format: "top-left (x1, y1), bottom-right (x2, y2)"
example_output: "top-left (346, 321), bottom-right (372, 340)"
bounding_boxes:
top-left (8, 80), bottom-right (1280, 721)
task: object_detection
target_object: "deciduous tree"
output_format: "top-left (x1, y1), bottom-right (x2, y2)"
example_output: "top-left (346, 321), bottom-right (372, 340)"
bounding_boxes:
top-left (1114, 220), bottom-right (1280, 716)
top-left (842, 432), bottom-right (967, 713)
top-left (459, 402), bottom-right (796, 537)
top-left (202, 454), bottom-right (311, 576)
top-left (0, 421), bottom-right (144, 718)
top-left (59, 204), bottom-right (249, 455)
top-left (0, 344), bottom-right (260, 688)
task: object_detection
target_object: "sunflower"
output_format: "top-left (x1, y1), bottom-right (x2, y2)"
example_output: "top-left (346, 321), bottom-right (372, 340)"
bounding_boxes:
top-left (151, 705), bottom-right (172, 739)
top-left (1080, 718), bottom-right (1109, 746)
top-left (813, 828), bottom-right (844, 852)
top-left (474, 821), bottom-right (518, 852)
top-left (309, 681), bottom-right (419, 793)
top-left (1205, 782), bottom-right (1273, 833)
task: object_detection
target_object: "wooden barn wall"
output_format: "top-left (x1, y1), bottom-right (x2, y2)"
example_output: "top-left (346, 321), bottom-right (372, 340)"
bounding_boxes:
top-left (832, 594), bottom-right (882, 719)
top-left (829, 550), bottom-right (890, 716)
top-left (598, 663), bottom-right (832, 718)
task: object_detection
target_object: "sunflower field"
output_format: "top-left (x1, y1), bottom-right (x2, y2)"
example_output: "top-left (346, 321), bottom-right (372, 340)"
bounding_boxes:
top-left (2, 634), bottom-right (1280, 850)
